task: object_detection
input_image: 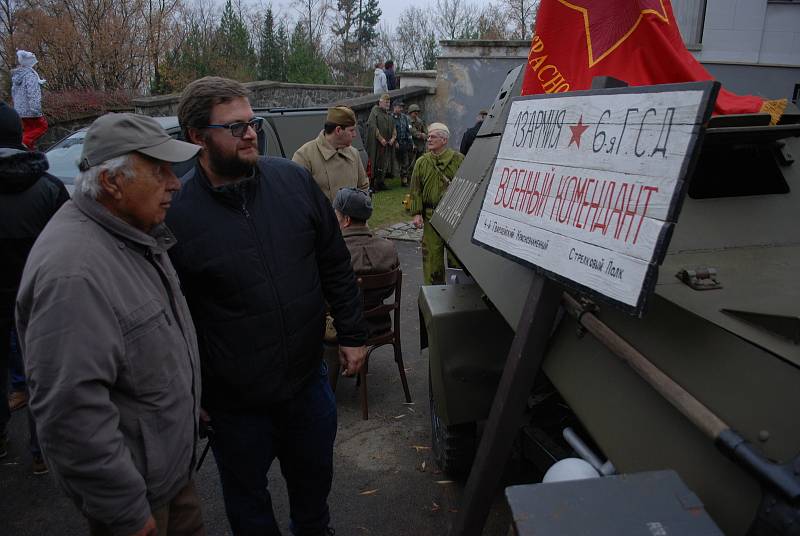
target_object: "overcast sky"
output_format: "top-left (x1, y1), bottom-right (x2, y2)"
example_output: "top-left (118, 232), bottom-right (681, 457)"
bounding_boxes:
top-left (266, 0), bottom-right (433, 29)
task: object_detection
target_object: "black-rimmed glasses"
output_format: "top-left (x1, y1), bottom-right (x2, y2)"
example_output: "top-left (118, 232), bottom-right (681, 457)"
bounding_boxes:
top-left (204, 117), bottom-right (264, 137)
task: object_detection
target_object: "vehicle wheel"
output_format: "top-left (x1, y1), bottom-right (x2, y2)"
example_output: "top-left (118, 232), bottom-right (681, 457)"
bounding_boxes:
top-left (429, 373), bottom-right (477, 478)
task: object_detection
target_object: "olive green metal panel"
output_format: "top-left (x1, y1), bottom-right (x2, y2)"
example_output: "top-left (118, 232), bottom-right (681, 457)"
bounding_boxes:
top-left (543, 293), bottom-right (800, 535)
top-left (419, 285), bottom-right (514, 426)
top-left (659, 245), bottom-right (800, 366)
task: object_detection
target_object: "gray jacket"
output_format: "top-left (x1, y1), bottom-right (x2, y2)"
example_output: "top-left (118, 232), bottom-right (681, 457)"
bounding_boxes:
top-left (15, 191), bottom-right (201, 535)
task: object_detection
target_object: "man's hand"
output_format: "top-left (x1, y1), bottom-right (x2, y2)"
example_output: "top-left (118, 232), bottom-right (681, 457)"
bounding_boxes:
top-left (199, 407), bottom-right (212, 439)
top-left (413, 214), bottom-right (423, 229)
top-left (379, 137), bottom-right (387, 147)
top-left (338, 345), bottom-right (367, 377)
top-left (129, 515), bottom-right (157, 536)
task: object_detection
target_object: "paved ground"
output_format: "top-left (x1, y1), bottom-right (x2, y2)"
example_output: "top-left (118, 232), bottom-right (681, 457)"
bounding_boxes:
top-left (0, 240), bottom-right (514, 535)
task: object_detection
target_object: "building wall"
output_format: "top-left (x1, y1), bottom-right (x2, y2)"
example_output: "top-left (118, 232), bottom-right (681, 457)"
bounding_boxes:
top-left (691, 0), bottom-right (800, 66)
top-left (680, 0), bottom-right (800, 100)
top-left (430, 41), bottom-right (530, 154)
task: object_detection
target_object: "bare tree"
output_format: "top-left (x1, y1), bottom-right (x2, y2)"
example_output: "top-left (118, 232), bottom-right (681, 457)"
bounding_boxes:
top-left (475, 2), bottom-right (511, 40)
top-left (292, 0), bottom-right (330, 50)
top-left (434, 0), bottom-right (478, 40)
top-left (396, 6), bottom-right (438, 70)
top-left (502, 0), bottom-right (538, 40)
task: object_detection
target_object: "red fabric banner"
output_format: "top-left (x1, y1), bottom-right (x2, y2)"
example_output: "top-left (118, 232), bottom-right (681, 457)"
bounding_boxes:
top-left (521, 0), bottom-right (764, 115)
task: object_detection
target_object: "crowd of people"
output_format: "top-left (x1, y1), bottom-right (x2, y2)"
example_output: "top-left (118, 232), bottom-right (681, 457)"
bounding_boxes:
top-left (1, 65), bottom-right (481, 534)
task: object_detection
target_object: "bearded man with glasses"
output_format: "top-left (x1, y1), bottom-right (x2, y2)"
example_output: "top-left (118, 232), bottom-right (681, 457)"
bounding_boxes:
top-left (166, 76), bottom-right (368, 536)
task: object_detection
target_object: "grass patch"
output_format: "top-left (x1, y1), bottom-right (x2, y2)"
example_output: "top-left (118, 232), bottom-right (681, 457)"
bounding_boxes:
top-left (369, 177), bottom-right (413, 229)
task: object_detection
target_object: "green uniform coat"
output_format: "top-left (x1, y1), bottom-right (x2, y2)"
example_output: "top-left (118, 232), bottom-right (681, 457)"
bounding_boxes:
top-left (409, 148), bottom-right (465, 285)
top-left (366, 105), bottom-right (396, 186)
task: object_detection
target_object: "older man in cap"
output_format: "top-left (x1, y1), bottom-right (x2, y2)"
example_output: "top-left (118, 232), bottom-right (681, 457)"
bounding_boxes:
top-left (15, 113), bottom-right (204, 536)
top-left (293, 106), bottom-right (368, 203)
top-left (410, 122), bottom-right (464, 285)
top-left (365, 93), bottom-right (396, 191)
top-left (323, 188), bottom-right (399, 383)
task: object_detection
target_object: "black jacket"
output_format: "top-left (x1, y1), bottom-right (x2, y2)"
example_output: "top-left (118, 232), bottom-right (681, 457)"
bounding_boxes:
top-left (459, 121), bottom-right (483, 155)
top-left (166, 157), bottom-right (367, 410)
top-left (0, 148), bottom-right (68, 315)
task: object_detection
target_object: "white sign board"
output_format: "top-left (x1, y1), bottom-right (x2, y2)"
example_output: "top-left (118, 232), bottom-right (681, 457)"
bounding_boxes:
top-left (472, 82), bottom-right (718, 314)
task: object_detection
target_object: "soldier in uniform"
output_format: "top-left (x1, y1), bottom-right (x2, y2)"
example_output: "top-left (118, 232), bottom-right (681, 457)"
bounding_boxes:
top-left (391, 101), bottom-right (413, 186)
top-left (410, 122), bottom-right (464, 285)
top-left (365, 94), bottom-right (396, 191)
top-left (293, 106), bottom-right (369, 203)
top-left (408, 104), bottom-right (427, 174)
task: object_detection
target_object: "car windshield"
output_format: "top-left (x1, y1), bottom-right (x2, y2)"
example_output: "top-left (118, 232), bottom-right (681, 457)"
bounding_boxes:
top-left (46, 131), bottom-right (87, 185)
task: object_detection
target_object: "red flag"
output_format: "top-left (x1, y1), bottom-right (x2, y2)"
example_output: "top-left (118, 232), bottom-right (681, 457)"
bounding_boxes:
top-left (522, 0), bottom-right (781, 118)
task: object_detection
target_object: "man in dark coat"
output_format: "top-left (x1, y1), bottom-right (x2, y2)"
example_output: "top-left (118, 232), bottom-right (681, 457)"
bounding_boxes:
top-left (0, 102), bottom-right (68, 469)
top-left (384, 60), bottom-right (398, 90)
top-left (459, 109), bottom-right (488, 155)
top-left (168, 76), bottom-right (367, 536)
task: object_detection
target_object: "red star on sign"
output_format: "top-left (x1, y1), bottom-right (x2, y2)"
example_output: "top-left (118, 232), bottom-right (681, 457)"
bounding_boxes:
top-left (558, 0), bottom-right (669, 67)
top-left (568, 115), bottom-right (590, 148)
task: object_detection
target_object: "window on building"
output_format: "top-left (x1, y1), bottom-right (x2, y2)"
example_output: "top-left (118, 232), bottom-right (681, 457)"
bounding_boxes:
top-left (671, 0), bottom-right (707, 48)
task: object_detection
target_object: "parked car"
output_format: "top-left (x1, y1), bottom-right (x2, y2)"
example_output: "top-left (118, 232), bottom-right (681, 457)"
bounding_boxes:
top-left (46, 108), bottom-right (368, 194)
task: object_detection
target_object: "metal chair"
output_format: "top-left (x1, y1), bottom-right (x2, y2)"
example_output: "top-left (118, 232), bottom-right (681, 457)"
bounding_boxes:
top-left (356, 267), bottom-right (412, 419)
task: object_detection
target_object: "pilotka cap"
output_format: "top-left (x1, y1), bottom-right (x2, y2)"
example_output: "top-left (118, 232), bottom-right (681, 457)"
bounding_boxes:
top-left (79, 113), bottom-right (200, 171)
top-left (326, 106), bottom-right (356, 127)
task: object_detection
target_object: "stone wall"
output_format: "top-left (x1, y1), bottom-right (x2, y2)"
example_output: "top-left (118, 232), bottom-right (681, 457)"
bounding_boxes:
top-left (428, 40), bottom-right (530, 152)
top-left (133, 80), bottom-right (373, 116)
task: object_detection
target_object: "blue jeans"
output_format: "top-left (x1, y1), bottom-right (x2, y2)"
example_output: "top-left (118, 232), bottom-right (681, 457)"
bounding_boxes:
top-left (209, 362), bottom-right (337, 536)
top-left (9, 327), bottom-right (26, 391)
top-left (0, 318), bottom-right (10, 435)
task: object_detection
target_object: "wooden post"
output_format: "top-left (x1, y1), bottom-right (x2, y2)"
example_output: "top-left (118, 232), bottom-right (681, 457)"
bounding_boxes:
top-left (448, 274), bottom-right (562, 536)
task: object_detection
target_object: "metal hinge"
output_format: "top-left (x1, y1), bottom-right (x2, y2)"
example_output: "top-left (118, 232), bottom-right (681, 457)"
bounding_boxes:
top-left (676, 268), bottom-right (722, 290)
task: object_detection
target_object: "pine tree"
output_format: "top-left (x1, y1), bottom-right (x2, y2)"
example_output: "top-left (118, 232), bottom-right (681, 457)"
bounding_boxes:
top-left (258, 7), bottom-right (282, 81)
top-left (331, 0), bottom-right (360, 83)
top-left (275, 20), bottom-right (290, 82)
top-left (356, 0), bottom-right (381, 51)
top-left (286, 23), bottom-right (331, 84)
top-left (218, 0), bottom-right (257, 80)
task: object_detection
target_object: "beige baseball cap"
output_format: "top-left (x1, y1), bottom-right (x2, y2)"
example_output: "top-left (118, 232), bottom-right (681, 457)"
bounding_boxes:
top-left (79, 113), bottom-right (200, 171)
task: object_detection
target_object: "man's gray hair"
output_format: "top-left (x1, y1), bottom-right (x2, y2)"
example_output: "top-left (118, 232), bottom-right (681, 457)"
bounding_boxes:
top-left (74, 154), bottom-right (134, 198)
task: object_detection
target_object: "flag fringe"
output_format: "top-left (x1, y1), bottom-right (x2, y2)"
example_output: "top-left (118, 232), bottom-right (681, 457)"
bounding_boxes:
top-left (760, 98), bottom-right (787, 125)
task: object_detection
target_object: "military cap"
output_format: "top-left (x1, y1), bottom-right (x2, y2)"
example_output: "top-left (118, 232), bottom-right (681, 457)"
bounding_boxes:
top-left (326, 106), bottom-right (356, 127)
top-left (79, 113), bottom-right (199, 171)
top-left (427, 122), bottom-right (450, 136)
top-left (379, 93), bottom-right (391, 102)
top-left (334, 187), bottom-right (373, 220)
top-left (408, 104), bottom-right (420, 113)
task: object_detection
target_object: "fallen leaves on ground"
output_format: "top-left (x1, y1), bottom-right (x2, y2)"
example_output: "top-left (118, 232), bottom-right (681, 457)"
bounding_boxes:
top-left (436, 480), bottom-right (454, 485)
top-left (411, 445), bottom-right (431, 452)
top-left (359, 489), bottom-right (379, 496)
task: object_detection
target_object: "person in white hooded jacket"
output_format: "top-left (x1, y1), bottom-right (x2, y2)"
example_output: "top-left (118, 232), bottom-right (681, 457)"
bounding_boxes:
top-left (373, 61), bottom-right (388, 94)
top-left (11, 50), bottom-right (48, 149)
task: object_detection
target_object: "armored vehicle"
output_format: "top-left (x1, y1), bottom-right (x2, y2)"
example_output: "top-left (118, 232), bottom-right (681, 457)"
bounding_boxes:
top-left (419, 66), bottom-right (800, 535)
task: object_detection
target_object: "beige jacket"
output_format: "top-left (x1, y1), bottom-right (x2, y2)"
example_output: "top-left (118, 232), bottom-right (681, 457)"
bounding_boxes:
top-left (292, 131), bottom-right (369, 203)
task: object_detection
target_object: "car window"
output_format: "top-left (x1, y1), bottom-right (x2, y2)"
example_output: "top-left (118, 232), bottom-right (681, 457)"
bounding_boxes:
top-left (46, 131), bottom-right (86, 185)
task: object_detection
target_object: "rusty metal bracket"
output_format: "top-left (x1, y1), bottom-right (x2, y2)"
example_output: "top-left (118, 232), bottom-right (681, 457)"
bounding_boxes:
top-left (677, 268), bottom-right (722, 290)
